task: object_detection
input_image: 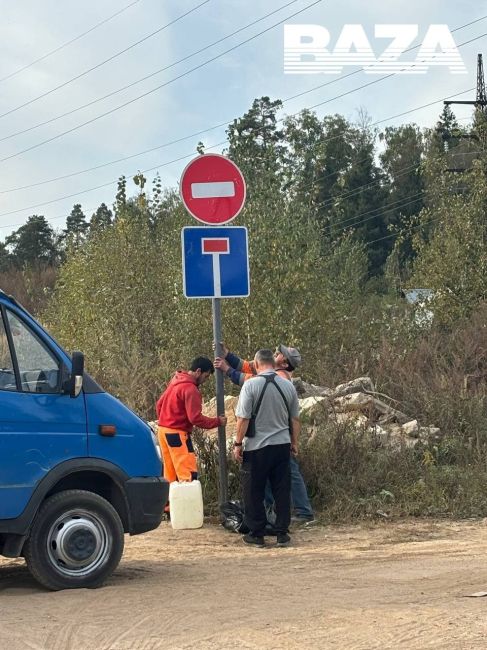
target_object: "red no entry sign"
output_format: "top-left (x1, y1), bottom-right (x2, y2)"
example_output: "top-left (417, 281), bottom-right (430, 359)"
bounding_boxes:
top-left (180, 153), bottom-right (246, 225)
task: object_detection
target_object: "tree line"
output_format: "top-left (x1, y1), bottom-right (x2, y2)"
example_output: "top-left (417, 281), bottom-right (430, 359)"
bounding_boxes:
top-left (2, 98), bottom-right (481, 282)
top-left (1, 97), bottom-right (486, 518)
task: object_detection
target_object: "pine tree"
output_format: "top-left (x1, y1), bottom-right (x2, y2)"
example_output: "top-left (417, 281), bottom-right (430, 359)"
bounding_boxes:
top-left (90, 203), bottom-right (113, 235)
top-left (6, 215), bottom-right (58, 267)
top-left (64, 204), bottom-right (88, 247)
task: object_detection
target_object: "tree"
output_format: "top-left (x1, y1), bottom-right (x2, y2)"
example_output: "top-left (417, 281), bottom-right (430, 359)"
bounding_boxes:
top-left (63, 204), bottom-right (88, 248)
top-left (0, 242), bottom-right (11, 272)
top-left (327, 121), bottom-right (387, 274)
top-left (114, 176), bottom-right (127, 218)
top-left (379, 124), bottom-right (425, 266)
top-left (411, 157), bottom-right (487, 325)
top-left (6, 215), bottom-right (59, 267)
top-left (90, 203), bottom-right (113, 235)
top-left (282, 113), bottom-right (354, 222)
top-left (226, 96), bottom-right (284, 191)
top-left (434, 104), bottom-right (461, 153)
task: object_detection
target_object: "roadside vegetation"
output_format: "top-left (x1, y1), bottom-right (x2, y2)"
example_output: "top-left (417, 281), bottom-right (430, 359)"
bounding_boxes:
top-left (2, 98), bottom-right (486, 519)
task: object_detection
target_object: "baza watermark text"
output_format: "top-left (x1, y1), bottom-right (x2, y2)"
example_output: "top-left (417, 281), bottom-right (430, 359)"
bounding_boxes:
top-left (284, 25), bottom-right (467, 75)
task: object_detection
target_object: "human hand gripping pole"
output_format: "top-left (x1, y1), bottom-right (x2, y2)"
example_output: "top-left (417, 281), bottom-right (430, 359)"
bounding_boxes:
top-left (214, 356), bottom-right (230, 373)
top-left (212, 340), bottom-right (229, 358)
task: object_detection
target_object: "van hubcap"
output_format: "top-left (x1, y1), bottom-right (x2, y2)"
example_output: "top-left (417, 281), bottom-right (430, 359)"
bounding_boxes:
top-left (47, 510), bottom-right (110, 577)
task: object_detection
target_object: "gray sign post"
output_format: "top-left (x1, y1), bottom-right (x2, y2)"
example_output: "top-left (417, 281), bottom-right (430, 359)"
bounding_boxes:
top-left (212, 299), bottom-right (228, 504)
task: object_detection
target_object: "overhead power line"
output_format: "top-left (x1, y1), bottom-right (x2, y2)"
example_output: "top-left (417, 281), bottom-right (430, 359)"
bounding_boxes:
top-left (0, 86), bottom-right (474, 196)
top-left (0, 15), bottom-right (482, 174)
top-left (0, 23), bottom-right (487, 182)
top-left (278, 16), bottom-right (487, 109)
top-left (0, 0), bottom-right (323, 164)
top-left (0, 106), bottom-right (477, 222)
top-left (0, 10), bottom-right (482, 174)
top-left (0, 0), bottom-right (142, 85)
top-left (0, 0), bottom-right (211, 120)
top-left (0, 203), bottom-right (104, 231)
top-left (329, 192), bottom-right (425, 232)
top-left (365, 214), bottom-right (443, 249)
top-left (0, 0), bottom-right (302, 144)
top-left (0, 21), bottom-right (483, 217)
top-left (2, 9), bottom-right (484, 148)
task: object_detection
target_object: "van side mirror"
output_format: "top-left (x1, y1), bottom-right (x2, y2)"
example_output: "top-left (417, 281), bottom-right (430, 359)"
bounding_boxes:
top-left (67, 351), bottom-right (84, 398)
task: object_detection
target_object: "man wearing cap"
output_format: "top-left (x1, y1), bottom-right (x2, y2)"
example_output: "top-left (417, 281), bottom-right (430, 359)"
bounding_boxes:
top-left (215, 343), bottom-right (299, 386)
top-left (215, 344), bottom-right (315, 525)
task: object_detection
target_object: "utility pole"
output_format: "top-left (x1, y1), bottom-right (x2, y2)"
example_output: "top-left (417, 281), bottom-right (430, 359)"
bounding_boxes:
top-left (444, 53), bottom-right (487, 113)
top-left (476, 53), bottom-right (487, 116)
top-left (441, 53), bottom-right (487, 172)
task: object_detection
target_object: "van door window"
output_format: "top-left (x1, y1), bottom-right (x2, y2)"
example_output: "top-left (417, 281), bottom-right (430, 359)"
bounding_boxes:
top-left (0, 311), bottom-right (17, 390)
top-left (6, 310), bottom-right (61, 394)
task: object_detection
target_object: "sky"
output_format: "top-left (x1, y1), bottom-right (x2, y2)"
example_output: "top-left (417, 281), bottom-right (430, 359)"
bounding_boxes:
top-left (0, 0), bottom-right (485, 238)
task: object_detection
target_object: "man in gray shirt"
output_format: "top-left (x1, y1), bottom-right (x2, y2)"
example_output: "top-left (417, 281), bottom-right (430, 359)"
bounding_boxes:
top-left (234, 349), bottom-right (300, 547)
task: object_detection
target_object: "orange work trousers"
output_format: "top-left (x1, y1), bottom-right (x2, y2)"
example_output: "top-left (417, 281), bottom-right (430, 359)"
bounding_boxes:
top-left (157, 426), bottom-right (198, 483)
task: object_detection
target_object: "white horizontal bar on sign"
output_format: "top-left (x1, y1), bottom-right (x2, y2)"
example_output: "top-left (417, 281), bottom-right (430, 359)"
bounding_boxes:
top-left (191, 181), bottom-right (235, 199)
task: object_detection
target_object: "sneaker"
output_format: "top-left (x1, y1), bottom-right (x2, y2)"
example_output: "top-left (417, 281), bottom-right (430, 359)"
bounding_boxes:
top-left (303, 518), bottom-right (317, 528)
top-left (291, 515), bottom-right (315, 526)
top-left (276, 533), bottom-right (291, 547)
top-left (242, 533), bottom-right (265, 548)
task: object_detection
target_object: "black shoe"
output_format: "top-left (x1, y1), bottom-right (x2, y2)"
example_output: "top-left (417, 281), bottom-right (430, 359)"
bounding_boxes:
top-left (276, 533), bottom-right (291, 547)
top-left (242, 533), bottom-right (265, 547)
top-left (291, 516), bottom-right (315, 527)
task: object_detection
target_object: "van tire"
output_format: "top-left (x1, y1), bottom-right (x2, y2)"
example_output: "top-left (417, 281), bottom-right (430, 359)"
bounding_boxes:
top-left (24, 489), bottom-right (124, 591)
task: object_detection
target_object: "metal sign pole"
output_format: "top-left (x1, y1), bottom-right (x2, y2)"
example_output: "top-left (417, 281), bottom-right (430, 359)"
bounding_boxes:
top-left (212, 297), bottom-right (228, 505)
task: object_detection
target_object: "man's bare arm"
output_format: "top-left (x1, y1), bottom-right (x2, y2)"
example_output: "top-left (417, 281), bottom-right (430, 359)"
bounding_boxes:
top-left (234, 417), bottom-right (250, 462)
top-left (236, 417), bottom-right (249, 443)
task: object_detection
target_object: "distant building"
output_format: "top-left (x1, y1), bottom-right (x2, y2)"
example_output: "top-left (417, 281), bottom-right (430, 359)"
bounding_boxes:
top-left (402, 288), bottom-right (434, 326)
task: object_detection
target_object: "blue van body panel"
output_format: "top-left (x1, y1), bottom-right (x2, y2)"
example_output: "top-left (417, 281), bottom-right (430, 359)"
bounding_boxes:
top-left (0, 390), bottom-right (87, 519)
top-left (86, 392), bottom-right (162, 478)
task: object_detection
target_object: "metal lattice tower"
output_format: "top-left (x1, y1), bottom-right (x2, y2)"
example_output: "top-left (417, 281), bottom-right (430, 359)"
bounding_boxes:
top-left (441, 53), bottom-right (487, 170)
top-left (444, 53), bottom-right (487, 112)
top-left (477, 53), bottom-right (487, 114)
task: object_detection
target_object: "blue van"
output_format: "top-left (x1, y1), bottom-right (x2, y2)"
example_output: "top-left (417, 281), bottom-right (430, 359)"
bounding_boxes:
top-left (0, 290), bottom-right (168, 590)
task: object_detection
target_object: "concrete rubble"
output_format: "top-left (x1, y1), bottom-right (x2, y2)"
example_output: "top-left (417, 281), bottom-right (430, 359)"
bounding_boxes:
top-left (200, 375), bottom-right (442, 449)
top-left (150, 376), bottom-right (442, 450)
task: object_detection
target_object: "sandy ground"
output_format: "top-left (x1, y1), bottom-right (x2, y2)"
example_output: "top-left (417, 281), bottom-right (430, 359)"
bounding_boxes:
top-left (1, 519), bottom-right (487, 649)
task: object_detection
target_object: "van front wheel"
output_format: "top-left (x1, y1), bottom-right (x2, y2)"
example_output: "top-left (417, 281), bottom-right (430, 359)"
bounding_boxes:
top-left (25, 489), bottom-right (124, 590)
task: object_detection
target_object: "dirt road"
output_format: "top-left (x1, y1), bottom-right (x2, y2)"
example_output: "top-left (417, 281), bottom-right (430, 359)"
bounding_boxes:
top-left (1, 519), bottom-right (487, 649)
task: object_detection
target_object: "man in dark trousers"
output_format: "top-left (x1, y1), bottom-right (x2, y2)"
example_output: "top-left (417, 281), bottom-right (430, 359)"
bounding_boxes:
top-left (215, 343), bottom-right (314, 524)
top-left (233, 349), bottom-right (300, 548)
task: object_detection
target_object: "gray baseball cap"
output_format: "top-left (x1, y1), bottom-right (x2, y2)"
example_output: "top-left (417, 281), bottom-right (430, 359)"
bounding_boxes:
top-left (278, 344), bottom-right (301, 369)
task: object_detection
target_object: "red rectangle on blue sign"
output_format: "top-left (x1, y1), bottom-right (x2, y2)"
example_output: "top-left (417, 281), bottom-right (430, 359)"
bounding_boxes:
top-left (202, 238), bottom-right (229, 253)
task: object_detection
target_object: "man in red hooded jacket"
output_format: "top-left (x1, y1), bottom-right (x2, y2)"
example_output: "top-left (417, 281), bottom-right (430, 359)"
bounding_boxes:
top-left (156, 356), bottom-right (227, 485)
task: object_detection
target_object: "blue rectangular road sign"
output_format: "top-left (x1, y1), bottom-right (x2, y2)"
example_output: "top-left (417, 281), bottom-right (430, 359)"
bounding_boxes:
top-left (182, 226), bottom-right (250, 299)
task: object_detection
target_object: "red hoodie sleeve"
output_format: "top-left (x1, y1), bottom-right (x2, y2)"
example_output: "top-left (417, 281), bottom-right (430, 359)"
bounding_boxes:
top-left (184, 385), bottom-right (220, 429)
